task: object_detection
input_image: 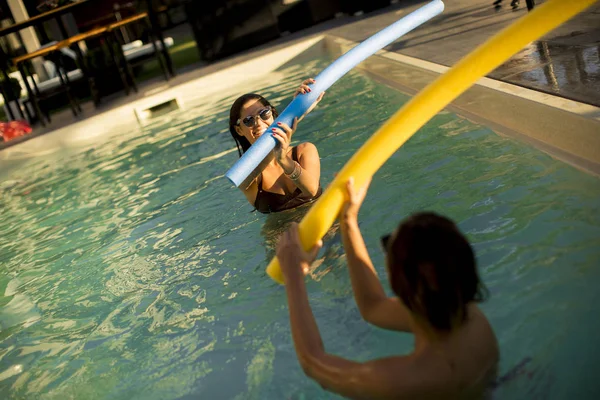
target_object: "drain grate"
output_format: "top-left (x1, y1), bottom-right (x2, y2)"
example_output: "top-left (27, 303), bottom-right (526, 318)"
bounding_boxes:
top-left (134, 97), bottom-right (183, 123)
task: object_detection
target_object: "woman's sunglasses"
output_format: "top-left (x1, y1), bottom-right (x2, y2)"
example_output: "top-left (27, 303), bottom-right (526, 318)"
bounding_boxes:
top-left (380, 233), bottom-right (391, 251)
top-left (237, 106), bottom-right (272, 128)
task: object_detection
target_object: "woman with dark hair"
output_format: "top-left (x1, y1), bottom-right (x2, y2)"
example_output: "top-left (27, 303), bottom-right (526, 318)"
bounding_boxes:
top-left (228, 79), bottom-right (324, 213)
top-left (276, 177), bottom-right (499, 399)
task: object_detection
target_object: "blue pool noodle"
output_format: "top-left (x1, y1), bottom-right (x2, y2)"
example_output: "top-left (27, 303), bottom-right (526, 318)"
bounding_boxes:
top-left (226, 0), bottom-right (445, 187)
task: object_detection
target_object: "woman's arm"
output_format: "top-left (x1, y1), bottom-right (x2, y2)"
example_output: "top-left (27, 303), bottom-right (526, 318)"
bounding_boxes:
top-left (340, 178), bottom-right (412, 332)
top-left (272, 121), bottom-right (321, 197)
top-left (294, 78), bottom-right (325, 122)
top-left (285, 273), bottom-right (420, 399)
top-left (277, 224), bottom-right (424, 399)
top-left (292, 142), bottom-right (321, 196)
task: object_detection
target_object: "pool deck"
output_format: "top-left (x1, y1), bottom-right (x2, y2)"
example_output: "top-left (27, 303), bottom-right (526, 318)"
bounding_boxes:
top-left (1, 0), bottom-right (599, 152)
top-left (329, 0), bottom-right (600, 108)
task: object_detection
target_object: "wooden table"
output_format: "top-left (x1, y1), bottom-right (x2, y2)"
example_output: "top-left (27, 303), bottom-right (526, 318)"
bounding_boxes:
top-left (0, 0), bottom-right (174, 122)
top-left (0, 1), bottom-right (91, 121)
top-left (0, 0), bottom-right (91, 39)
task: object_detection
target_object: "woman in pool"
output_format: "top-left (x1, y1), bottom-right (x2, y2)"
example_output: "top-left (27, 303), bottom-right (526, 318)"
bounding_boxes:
top-left (276, 177), bottom-right (499, 399)
top-left (228, 79), bottom-right (324, 213)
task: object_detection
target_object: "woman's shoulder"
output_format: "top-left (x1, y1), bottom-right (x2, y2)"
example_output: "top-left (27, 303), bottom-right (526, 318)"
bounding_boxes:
top-left (409, 306), bottom-right (498, 395)
top-left (449, 306), bottom-right (499, 393)
top-left (293, 142), bottom-right (319, 156)
top-left (467, 305), bottom-right (499, 356)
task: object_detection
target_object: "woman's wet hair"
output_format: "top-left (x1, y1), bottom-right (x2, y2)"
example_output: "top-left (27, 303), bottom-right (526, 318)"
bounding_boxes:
top-left (386, 212), bottom-right (488, 331)
top-left (228, 93), bottom-right (279, 157)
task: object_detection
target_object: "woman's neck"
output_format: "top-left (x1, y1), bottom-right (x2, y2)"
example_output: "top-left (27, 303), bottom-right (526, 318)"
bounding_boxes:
top-left (410, 316), bottom-right (454, 353)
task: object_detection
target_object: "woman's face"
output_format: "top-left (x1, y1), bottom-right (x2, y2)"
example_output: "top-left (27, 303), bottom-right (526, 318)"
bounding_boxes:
top-left (234, 99), bottom-right (274, 144)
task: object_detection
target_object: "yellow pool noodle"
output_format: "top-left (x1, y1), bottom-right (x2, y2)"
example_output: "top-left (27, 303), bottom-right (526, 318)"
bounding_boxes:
top-left (267, 0), bottom-right (598, 284)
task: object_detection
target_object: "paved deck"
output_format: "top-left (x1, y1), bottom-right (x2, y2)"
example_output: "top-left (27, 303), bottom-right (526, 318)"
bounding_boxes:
top-left (329, 0), bottom-right (600, 107)
top-left (2, 0), bottom-right (598, 150)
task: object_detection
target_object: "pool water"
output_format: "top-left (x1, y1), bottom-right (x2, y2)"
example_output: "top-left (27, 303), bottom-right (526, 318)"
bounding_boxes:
top-left (1, 58), bottom-right (600, 399)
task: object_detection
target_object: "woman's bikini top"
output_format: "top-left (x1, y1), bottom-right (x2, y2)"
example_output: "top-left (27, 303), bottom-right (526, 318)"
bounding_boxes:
top-left (254, 146), bottom-right (322, 214)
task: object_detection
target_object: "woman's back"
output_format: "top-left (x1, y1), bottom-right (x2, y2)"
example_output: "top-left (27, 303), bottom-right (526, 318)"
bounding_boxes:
top-left (414, 304), bottom-right (498, 399)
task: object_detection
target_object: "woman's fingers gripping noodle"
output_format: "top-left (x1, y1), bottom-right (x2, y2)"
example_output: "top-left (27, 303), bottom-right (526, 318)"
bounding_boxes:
top-left (294, 79), bottom-right (316, 98)
top-left (288, 223), bottom-right (323, 273)
top-left (343, 177), bottom-right (373, 218)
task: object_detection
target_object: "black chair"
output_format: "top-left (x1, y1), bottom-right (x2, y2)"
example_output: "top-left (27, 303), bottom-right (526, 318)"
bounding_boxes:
top-left (106, 11), bottom-right (171, 88)
top-left (12, 42), bottom-right (84, 125)
top-left (0, 49), bottom-right (27, 121)
top-left (143, 0), bottom-right (176, 77)
top-left (185, 0), bottom-right (281, 62)
top-left (153, 0), bottom-right (188, 29)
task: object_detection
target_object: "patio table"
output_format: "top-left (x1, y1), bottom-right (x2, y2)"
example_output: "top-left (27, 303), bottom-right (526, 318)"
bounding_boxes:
top-left (0, 0), bottom-right (173, 122)
top-left (0, 1), bottom-right (92, 121)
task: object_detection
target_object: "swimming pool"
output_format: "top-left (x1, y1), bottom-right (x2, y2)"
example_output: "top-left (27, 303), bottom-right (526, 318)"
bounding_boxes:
top-left (1, 55), bottom-right (600, 399)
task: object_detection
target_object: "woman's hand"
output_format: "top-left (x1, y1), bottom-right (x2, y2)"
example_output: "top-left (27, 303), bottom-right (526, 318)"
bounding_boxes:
top-left (272, 118), bottom-right (298, 165)
top-left (340, 177), bottom-right (372, 222)
top-left (294, 78), bottom-right (325, 118)
top-left (277, 222), bottom-right (323, 281)
top-left (294, 78), bottom-right (316, 98)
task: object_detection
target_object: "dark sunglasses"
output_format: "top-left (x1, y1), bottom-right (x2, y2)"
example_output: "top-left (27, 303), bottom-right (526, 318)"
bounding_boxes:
top-left (237, 106), bottom-right (272, 128)
top-left (380, 233), bottom-right (391, 251)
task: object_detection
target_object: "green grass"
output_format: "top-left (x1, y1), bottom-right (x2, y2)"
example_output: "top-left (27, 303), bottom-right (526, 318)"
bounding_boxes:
top-left (135, 36), bottom-right (201, 82)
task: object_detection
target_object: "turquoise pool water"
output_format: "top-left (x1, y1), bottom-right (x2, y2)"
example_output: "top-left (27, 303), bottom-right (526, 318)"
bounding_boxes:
top-left (1, 58), bottom-right (600, 399)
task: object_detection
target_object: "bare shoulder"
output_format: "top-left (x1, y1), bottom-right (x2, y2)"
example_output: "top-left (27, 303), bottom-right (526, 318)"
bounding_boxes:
top-left (448, 305), bottom-right (499, 393)
top-left (468, 305), bottom-right (499, 359)
top-left (399, 307), bottom-right (498, 398)
top-left (295, 142), bottom-right (319, 156)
